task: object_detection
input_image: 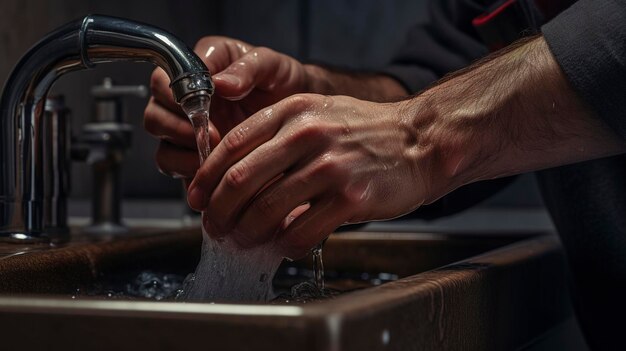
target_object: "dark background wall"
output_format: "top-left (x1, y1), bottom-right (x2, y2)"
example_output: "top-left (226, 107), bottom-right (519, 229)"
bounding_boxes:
top-left (0, 0), bottom-right (542, 208)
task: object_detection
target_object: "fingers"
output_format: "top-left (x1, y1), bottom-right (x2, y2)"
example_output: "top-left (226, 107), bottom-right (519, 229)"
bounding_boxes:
top-left (150, 68), bottom-right (181, 113)
top-left (186, 110), bottom-right (281, 210)
top-left (144, 97), bottom-right (221, 149)
top-left (278, 198), bottom-right (349, 259)
top-left (281, 203), bottom-right (311, 230)
top-left (227, 166), bottom-right (325, 248)
top-left (194, 36), bottom-right (253, 74)
top-left (187, 94), bottom-right (318, 210)
top-left (144, 97), bottom-right (196, 148)
top-left (152, 36), bottom-right (279, 109)
top-left (155, 141), bottom-right (200, 178)
top-left (213, 47), bottom-right (305, 101)
top-left (145, 97), bottom-right (221, 180)
top-left (203, 133), bottom-right (314, 233)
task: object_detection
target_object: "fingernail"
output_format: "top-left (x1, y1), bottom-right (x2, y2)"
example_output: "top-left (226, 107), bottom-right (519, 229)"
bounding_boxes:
top-left (214, 73), bottom-right (241, 87)
top-left (187, 184), bottom-right (206, 210)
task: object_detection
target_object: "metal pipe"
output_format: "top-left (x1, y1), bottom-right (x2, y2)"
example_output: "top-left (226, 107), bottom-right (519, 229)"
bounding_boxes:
top-left (0, 15), bottom-right (214, 241)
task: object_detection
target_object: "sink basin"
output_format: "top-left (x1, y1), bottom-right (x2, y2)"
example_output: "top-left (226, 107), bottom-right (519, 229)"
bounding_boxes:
top-left (0, 229), bottom-right (570, 350)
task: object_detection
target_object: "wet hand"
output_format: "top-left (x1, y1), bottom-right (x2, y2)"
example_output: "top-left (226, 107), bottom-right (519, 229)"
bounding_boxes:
top-left (187, 94), bottom-right (431, 258)
top-left (144, 36), bottom-right (309, 178)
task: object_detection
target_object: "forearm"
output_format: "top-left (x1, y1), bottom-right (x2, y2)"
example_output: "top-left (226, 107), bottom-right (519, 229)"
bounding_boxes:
top-left (406, 36), bottom-right (626, 202)
top-left (304, 64), bottom-right (408, 102)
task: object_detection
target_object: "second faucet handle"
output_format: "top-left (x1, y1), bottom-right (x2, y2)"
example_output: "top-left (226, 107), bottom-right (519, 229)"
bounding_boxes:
top-left (91, 77), bottom-right (148, 123)
top-left (92, 77), bottom-right (148, 99)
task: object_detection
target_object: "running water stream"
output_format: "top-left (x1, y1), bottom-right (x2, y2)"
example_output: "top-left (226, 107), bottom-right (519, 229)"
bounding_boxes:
top-left (177, 94), bottom-right (285, 301)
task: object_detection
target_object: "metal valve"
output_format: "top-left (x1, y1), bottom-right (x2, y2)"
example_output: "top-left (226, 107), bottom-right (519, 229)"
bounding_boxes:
top-left (73, 77), bottom-right (147, 236)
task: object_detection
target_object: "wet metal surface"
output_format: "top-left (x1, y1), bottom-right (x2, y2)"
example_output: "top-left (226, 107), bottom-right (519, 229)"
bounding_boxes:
top-left (0, 229), bottom-right (568, 350)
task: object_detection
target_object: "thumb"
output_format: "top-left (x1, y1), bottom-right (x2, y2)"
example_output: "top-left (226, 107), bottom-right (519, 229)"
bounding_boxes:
top-left (213, 47), bottom-right (304, 101)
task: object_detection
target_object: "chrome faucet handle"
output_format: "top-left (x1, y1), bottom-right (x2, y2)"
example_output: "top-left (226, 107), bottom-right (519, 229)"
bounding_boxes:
top-left (91, 77), bottom-right (148, 99)
top-left (91, 77), bottom-right (147, 123)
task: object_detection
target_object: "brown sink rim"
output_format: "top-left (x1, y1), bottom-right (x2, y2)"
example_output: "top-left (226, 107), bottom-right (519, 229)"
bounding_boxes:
top-left (0, 234), bottom-right (569, 351)
top-left (0, 234), bottom-right (558, 317)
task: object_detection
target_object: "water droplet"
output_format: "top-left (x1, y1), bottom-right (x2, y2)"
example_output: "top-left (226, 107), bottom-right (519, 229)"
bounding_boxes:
top-left (381, 329), bottom-right (390, 345)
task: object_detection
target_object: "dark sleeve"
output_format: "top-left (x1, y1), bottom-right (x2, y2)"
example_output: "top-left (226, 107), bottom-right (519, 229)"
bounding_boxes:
top-left (381, 0), bottom-right (489, 93)
top-left (542, 0), bottom-right (626, 139)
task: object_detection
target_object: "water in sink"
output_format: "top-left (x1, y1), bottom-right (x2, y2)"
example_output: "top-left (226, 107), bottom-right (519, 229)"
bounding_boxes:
top-left (72, 271), bottom-right (184, 300)
top-left (72, 264), bottom-right (398, 303)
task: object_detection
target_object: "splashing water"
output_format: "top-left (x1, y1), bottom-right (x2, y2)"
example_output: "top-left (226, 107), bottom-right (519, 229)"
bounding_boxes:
top-left (72, 264), bottom-right (400, 303)
top-left (177, 94), bottom-right (284, 302)
top-left (312, 242), bottom-right (325, 290)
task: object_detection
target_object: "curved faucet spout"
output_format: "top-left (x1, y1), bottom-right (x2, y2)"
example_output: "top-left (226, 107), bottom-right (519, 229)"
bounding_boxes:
top-left (80, 15), bottom-right (214, 102)
top-left (0, 15), bottom-right (213, 241)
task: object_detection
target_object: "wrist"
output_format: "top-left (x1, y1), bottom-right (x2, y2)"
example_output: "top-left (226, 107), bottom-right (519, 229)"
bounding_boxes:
top-left (304, 64), bottom-right (408, 100)
top-left (402, 35), bottom-right (621, 205)
top-left (398, 95), bottom-right (482, 205)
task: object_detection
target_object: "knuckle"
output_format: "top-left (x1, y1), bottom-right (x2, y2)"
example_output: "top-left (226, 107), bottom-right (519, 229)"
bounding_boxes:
top-left (283, 94), bottom-right (318, 111)
top-left (298, 119), bottom-right (326, 139)
top-left (223, 127), bottom-right (247, 153)
top-left (283, 121), bottom-right (326, 146)
top-left (312, 155), bottom-right (343, 180)
top-left (225, 161), bottom-right (249, 189)
top-left (252, 46), bottom-right (272, 58)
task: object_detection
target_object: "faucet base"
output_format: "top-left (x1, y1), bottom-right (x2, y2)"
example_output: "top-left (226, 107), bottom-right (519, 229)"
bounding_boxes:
top-left (0, 233), bottom-right (50, 244)
top-left (0, 201), bottom-right (69, 243)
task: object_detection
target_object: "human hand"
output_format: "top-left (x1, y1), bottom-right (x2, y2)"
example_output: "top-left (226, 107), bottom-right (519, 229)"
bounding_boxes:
top-left (144, 36), bottom-right (310, 179)
top-left (181, 35), bottom-right (626, 260)
top-left (186, 94), bottom-right (433, 258)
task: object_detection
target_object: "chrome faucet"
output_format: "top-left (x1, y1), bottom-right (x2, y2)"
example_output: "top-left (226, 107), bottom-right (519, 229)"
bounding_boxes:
top-left (0, 15), bottom-right (214, 242)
